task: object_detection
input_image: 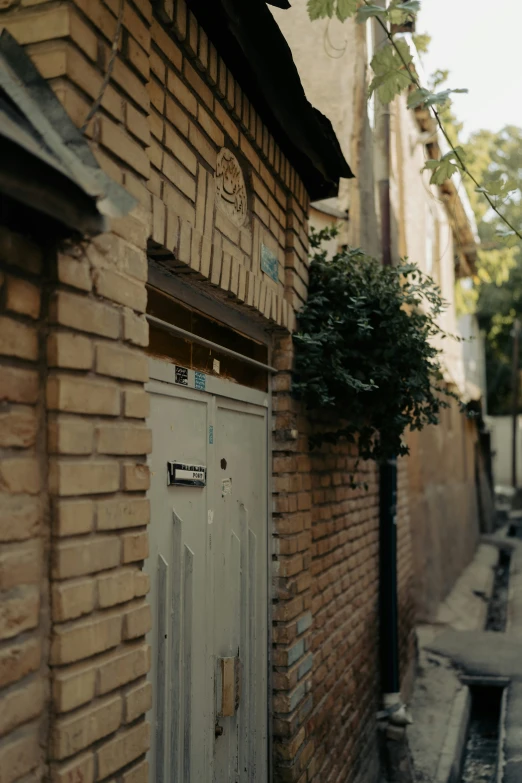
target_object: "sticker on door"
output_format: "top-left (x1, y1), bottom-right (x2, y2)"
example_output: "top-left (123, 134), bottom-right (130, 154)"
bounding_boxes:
top-left (175, 366), bottom-right (189, 385)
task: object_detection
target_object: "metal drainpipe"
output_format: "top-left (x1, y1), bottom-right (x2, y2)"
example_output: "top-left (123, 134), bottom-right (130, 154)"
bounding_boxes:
top-left (373, 5), bottom-right (410, 726)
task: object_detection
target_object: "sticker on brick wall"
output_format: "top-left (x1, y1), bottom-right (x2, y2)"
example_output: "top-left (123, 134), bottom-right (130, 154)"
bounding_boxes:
top-left (175, 366), bottom-right (188, 386)
top-left (260, 244), bottom-right (279, 283)
top-left (215, 148), bottom-right (248, 228)
top-left (195, 371), bottom-right (206, 390)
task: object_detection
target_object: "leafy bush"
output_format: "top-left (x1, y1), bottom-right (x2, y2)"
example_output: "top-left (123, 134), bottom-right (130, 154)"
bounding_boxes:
top-left (293, 227), bottom-right (453, 462)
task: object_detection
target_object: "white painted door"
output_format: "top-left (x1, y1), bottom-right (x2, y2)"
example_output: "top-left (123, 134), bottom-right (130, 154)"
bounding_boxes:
top-left (146, 359), bottom-right (268, 783)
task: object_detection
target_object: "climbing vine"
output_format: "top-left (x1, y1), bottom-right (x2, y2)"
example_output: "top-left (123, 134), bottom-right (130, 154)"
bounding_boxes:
top-left (293, 227), bottom-right (455, 462)
top-left (307, 0), bottom-right (522, 242)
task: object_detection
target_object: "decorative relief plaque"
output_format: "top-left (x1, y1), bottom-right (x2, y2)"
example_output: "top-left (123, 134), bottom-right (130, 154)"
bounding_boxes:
top-left (215, 148), bottom-right (248, 227)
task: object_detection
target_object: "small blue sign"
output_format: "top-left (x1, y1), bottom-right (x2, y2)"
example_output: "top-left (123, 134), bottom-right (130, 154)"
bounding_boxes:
top-left (260, 244), bottom-right (279, 283)
top-left (195, 371), bottom-right (206, 390)
top-left (209, 426), bottom-right (214, 444)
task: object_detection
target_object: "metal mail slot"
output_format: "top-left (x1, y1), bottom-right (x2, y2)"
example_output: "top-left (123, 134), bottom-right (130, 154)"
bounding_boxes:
top-left (167, 461), bottom-right (206, 487)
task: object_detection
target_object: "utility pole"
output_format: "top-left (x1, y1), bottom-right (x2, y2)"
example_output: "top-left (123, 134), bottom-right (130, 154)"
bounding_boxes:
top-left (511, 318), bottom-right (520, 489)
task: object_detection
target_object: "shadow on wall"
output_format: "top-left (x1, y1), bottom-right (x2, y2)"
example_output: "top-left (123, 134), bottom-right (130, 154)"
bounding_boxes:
top-left (407, 399), bottom-right (481, 622)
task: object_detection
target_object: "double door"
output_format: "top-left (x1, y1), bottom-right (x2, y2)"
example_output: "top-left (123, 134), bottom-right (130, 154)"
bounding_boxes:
top-left (146, 359), bottom-right (268, 782)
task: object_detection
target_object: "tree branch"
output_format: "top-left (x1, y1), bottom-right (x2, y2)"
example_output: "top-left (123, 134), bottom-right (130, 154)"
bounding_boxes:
top-left (369, 5), bottom-right (522, 242)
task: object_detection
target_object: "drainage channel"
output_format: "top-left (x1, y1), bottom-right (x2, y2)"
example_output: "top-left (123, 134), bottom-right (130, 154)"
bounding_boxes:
top-left (457, 547), bottom-right (512, 783)
top-left (460, 684), bottom-right (504, 783)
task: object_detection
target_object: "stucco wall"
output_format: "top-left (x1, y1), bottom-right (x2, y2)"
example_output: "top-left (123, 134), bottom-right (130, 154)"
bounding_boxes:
top-left (270, 1), bottom-right (380, 256)
top-left (487, 415), bottom-right (522, 488)
top-left (407, 399), bottom-right (480, 621)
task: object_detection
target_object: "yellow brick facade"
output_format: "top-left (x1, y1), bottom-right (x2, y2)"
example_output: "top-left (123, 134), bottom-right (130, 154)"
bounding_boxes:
top-left (0, 0), bottom-right (310, 326)
top-left (0, 211), bottom-right (154, 782)
top-left (0, 231), bottom-right (48, 783)
top-left (0, 0), bottom-right (312, 780)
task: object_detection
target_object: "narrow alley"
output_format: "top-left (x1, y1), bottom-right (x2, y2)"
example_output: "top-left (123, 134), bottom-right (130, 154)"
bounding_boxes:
top-left (0, 1), bottom-right (520, 783)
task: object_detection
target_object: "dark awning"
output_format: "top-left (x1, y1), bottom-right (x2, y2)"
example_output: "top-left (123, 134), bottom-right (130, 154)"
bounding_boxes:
top-left (0, 30), bottom-right (135, 235)
top-left (188, 0), bottom-right (353, 200)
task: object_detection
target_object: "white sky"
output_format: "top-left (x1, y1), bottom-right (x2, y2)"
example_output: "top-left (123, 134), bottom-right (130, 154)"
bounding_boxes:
top-left (416, 0), bottom-right (522, 138)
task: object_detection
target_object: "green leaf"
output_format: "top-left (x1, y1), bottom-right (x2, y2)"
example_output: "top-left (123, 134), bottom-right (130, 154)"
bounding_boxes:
top-left (484, 177), bottom-right (514, 199)
top-left (396, 0), bottom-right (421, 12)
top-left (388, 0), bottom-right (420, 24)
top-left (293, 229), bottom-right (454, 471)
top-left (407, 87), bottom-right (468, 110)
top-left (444, 146), bottom-right (465, 163)
top-left (356, 3), bottom-right (386, 22)
top-left (336, 0), bottom-right (358, 20)
top-left (407, 88), bottom-right (430, 108)
top-left (369, 40), bottom-right (413, 103)
top-left (307, 0), bottom-right (335, 20)
top-left (424, 156), bottom-right (460, 185)
top-left (412, 32), bottom-right (431, 53)
top-left (370, 70), bottom-right (412, 103)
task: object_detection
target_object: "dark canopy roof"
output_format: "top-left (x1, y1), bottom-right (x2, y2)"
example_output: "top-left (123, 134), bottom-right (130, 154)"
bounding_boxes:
top-left (0, 30), bottom-right (135, 235)
top-left (188, 0), bottom-right (353, 200)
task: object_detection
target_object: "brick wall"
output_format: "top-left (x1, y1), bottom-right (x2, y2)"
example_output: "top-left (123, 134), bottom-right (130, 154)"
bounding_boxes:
top-left (0, 221), bottom-right (420, 783)
top-left (0, 0), bottom-right (313, 780)
top-left (0, 210), bottom-right (152, 783)
top-left (0, 2), bottom-right (420, 783)
top-left (397, 458), bottom-right (416, 692)
top-left (0, 0), bottom-right (310, 331)
top-left (145, 0), bottom-right (309, 325)
top-left (271, 338), bottom-right (416, 783)
top-left (46, 214), bottom-right (152, 783)
top-left (0, 228), bottom-right (49, 783)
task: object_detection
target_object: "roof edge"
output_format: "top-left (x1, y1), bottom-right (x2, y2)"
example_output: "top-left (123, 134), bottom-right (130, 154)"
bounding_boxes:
top-left (0, 30), bottom-right (136, 228)
top-left (187, 0), bottom-right (352, 200)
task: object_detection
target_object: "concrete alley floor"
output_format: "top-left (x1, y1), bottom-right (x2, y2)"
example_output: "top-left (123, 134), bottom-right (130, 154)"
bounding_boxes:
top-left (408, 531), bottom-right (522, 783)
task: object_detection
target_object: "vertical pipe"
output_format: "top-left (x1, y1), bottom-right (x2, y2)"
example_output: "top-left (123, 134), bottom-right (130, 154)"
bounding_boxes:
top-left (373, 12), bottom-right (392, 269)
top-left (379, 458), bottom-right (400, 695)
top-left (373, 2), bottom-right (402, 709)
top-left (377, 113), bottom-right (392, 268)
top-left (511, 318), bottom-right (520, 489)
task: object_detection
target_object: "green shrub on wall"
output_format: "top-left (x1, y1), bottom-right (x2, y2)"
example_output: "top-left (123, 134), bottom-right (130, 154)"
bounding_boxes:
top-left (293, 227), bottom-right (455, 462)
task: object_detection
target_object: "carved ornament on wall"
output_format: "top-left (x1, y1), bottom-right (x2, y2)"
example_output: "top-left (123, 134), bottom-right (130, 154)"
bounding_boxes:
top-left (215, 148), bottom-right (248, 228)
